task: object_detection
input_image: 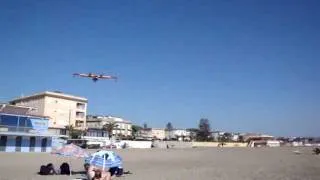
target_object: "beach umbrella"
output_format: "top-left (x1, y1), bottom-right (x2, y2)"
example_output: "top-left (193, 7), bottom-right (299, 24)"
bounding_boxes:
top-left (85, 150), bottom-right (122, 171)
top-left (52, 143), bottom-right (89, 158)
top-left (52, 143), bottom-right (89, 176)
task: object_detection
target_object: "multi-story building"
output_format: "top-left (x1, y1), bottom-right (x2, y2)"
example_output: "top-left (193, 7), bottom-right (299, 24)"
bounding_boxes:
top-left (9, 91), bottom-right (88, 135)
top-left (86, 115), bottom-right (132, 137)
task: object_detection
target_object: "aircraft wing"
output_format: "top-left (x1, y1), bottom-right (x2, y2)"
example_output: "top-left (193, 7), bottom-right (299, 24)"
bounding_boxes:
top-left (73, 73), bottom-right (90, 77)
top-left (99, 75), bottom-right (118, 79)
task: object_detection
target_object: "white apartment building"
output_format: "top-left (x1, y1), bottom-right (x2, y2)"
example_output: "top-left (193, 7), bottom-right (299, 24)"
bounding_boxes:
top-left (136, 128), bottom-right (166, 140)
top-left (151, 128), bottom-right (166, 140)
top-left (10, 91), bottom-right (88, 135)
top-left (166, 129), bottom-right (191, 141)
top-left (86, 115), bottom-right (132, 137)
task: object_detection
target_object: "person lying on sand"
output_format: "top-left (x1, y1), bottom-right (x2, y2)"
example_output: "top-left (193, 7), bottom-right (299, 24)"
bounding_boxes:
top-left (86, 165), bottom-right (132, 180)
top-left (86, 165), bottom-right (111, 180)
top-left (92, 169), bottom-right (111, 180)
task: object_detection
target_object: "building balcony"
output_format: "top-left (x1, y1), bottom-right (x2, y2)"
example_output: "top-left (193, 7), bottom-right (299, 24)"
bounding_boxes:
top-left (75, 120), bottom-right (85, 128)
top-left (0, 125), bottom-right (36, 134)
top-left (76, 111), bottom-right (85, 119)
top-left (76, 103), bottom-right (86, 110)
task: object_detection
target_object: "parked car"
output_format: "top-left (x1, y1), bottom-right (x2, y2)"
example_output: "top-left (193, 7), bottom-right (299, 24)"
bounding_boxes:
top-left (87, 144), bottom-right (101, 149)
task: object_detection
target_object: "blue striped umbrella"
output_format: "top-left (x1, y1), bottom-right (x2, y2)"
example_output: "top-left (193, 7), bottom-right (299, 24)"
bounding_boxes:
top-left (85, 151), bottom-right (122, 171)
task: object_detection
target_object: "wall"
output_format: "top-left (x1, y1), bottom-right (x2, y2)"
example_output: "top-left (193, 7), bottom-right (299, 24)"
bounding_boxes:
top-left (13, 97), bottom-right (46, 115)
top-left (121, 140), bottom-right (152, 148)
top-left (153, 141), bottom-right (193, 148)
top-left (192, 142), bottom-right (248, 147)
top-left (0, 135), bottom-right (52, 152)
top-left (119, 141), bottom-right (247, 149)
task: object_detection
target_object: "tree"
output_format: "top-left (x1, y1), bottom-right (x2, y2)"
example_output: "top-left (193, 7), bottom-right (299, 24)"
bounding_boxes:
top-left (102, 122), bottom-right (118, 139)
top-left (80, 128), bottom-right (88, 137)
top-left (223, 132), bottom-right (232, 142)
top-left (143, 123), bottom-right (148, 129)
top-left (186, 128), bottom-right (199, 141)
top-left (132, 125), bottom-right (142, 138)
top-left (165, 122), bottom-right (173, 140)
top-left (165, 122), bottom-right (173, 131)
top-left (65, 125), bottom-right (82, 139)
top-left (238, 135), bottom-right (244, 143)
top-left (218, 135), bottom-right (227, 143)
top-left (196, 118), bottom-right (211, 141)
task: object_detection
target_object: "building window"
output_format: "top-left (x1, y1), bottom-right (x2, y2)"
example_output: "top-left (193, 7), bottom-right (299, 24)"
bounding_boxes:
top-left (76, 103), bottom-right (85, 110)
top-left (0, 136), bottom-right (7, 151)
top-left (41, 138), bottom-right (47, 152)
top-left (76, 112), bottom-right (85, 119)
top-left (15, 136), bottom-right (22, 152)
top-left (18, 117), bottom-right (28, 127)
top-left (26, 119), bottom-right (33, 128)
top-left (29, 137), bottom-right (36, 152)
top-left (75, 120), bottom-right (84, 127)
top-left (0, 115), bottom-right (18, 127)
top-left (60, 129), bottom-right (67, 135)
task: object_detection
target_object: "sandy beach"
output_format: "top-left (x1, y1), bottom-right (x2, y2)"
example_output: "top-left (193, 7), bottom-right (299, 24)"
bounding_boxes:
top-left (0, 147), bottom-right (319, 180)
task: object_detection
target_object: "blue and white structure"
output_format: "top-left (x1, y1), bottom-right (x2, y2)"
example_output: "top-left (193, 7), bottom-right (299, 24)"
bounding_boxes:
top-left (85, 150), bottom-right (123, 170)
top-left (0, 104), bottom-right (53, 152)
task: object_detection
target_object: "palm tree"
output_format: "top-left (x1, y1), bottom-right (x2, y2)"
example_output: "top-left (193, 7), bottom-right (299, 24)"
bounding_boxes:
top-left (65, 125), bottom-right (74, 138)
top-left (80, 128), bottom-right (88, 137)
top-left (102, 121), bottom-right (118, 139)
top-left (65, 125), bottom-right (81, 139)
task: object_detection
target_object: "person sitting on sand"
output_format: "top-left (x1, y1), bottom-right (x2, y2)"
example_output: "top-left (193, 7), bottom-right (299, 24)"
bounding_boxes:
top-left (39, 163), bottom-right (57, 175)
top-left (85, 163), bottom-right (94, 180)
top-left (60, 162), bottom-right (70, 175)
top-left (47, 163), bottom-right (58, 175)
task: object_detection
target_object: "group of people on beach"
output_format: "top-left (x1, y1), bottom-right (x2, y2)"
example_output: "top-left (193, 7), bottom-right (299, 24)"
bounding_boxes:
top-left (39, 162), bottom-right (70, 175)
top-left (39, 161), bottom-right (129, 180)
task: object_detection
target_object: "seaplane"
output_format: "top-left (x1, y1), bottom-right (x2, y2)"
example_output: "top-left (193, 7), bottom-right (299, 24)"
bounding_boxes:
top-left (73, 72), bottom-right (118, 82)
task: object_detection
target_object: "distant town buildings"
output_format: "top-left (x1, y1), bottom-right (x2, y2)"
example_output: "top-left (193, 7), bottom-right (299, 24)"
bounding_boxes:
top-left (211, 131), bottom-right (225, 141)
top-left (166, 129), bottom-right (191, 141)
top-left (242, 133), bottom-right (274, 142)
top-left (10, 91), bottom-right (88, 135)
top-left (136, 128), bottom-right (166, 140)
top-left (86, 115), bottom-right (132, 137)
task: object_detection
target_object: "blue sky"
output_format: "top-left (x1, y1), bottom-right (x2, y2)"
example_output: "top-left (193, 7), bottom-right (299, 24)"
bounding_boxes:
top-left (0, 0), bottom-right (319, 136)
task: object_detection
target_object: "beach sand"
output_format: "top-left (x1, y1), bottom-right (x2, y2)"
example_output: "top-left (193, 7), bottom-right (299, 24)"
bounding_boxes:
top-left (0, 147), bottom-right (319, 180)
